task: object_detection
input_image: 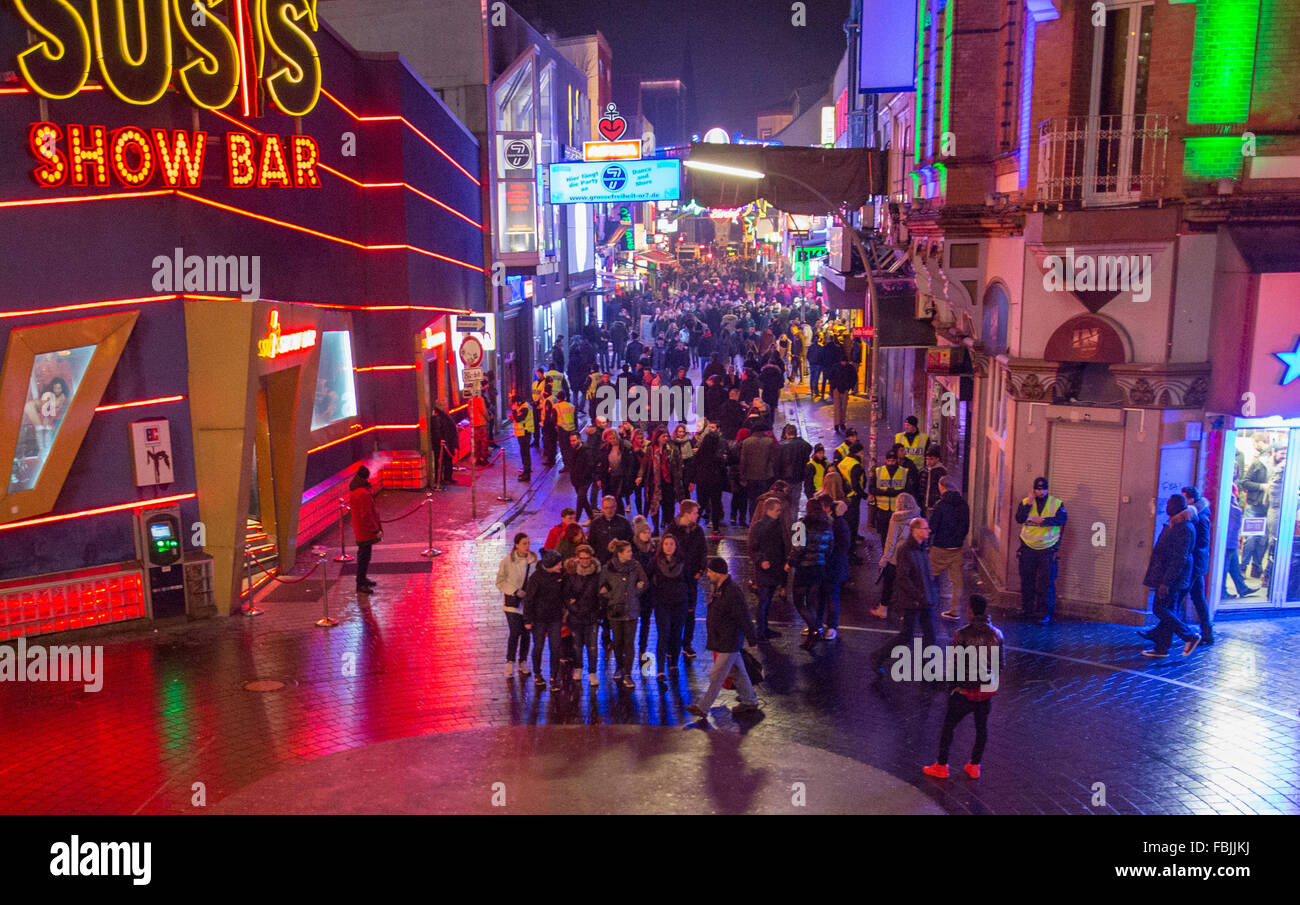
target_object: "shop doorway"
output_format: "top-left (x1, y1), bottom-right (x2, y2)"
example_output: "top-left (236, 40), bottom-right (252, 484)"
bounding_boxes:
top-left (1212, 426), bottom-right (1300, 612)
top-left (245, 386), bottom-right (280, 589)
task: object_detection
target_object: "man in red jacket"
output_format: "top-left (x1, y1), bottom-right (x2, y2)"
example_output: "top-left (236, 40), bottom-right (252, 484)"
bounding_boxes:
top-left (348, 466), bottom-right (381, 593)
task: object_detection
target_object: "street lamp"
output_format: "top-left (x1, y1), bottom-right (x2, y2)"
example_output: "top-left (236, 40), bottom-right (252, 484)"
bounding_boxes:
top-left (683, 158), bottom-right (883, 464)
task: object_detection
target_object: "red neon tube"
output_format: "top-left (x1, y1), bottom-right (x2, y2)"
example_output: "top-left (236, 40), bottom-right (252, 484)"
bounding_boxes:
top-left (94, 395), bottom-right (187, 412)
top-left (0, 493), bottom-right (197, 533)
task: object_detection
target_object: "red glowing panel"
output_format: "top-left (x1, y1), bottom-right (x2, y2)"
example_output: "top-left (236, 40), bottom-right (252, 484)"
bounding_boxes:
top-left (0, 569), bottom-right (144, 641)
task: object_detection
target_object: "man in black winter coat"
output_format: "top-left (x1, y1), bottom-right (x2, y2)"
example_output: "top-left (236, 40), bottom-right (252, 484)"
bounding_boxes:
top-left (568, 434), bottom-right (597, 522)
top-left (1180, 486), bottom-right (1214, 645)
top-left (588, 495), bottom-right (633, 564)
top-left (666, 501), bottom-right (709, 658)
top-left (775, 424), bottom-right (812, 516)
top-left (749, 498), bottom-right (788, 639)
top-left (718, 388), bottom-right (747, 441)
top-left (872, 518), bottom-right (938, 672)
top-left (1141, 494), bottom-right (1201, 658)
top-left (522, 549), bottom-right (568, 690)
top-left (685, 557), bottom-right (759, 719)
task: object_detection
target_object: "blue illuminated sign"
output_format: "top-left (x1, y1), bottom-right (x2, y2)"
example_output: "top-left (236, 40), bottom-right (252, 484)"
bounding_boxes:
top-left (1278, 336), bottom-right (1300, 386)
top-left (548, 159), bottom-right (681, 204)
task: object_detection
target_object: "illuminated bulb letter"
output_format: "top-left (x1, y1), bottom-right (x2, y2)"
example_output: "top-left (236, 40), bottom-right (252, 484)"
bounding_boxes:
top-left (257, 134), bottom-right (291, 188)
top-left (153, 129), bottom-right (207, 187)
top-left (226, 132), bottom-right (256, 187)
top-left (111, 127), bottom-right (155, 186)
top-left (28, 122), bottom-right (68, 187)
top-left (68, 124), bottom-right (110, 186)
top-left (291, 134), bottom-right (321, 187)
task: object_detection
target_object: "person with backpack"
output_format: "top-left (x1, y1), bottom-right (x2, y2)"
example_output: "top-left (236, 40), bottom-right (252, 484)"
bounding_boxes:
top-left (922, 594), bottom-right (1005, 780)
top-left (789, 496), bottom-right (835, 651)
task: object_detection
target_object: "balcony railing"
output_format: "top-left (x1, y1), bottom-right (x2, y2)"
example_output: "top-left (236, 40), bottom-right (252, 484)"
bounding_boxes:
top-left (1037, 113), bottom-right (1170, 206)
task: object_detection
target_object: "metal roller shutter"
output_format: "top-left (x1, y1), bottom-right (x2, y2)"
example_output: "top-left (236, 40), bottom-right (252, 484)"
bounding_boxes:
top-left (1048, 422), bottom-right (1123, 605)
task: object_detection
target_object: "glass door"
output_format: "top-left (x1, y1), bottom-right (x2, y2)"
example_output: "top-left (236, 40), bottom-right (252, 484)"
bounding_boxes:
top-left (1085, 2), bottom-right (1154, 204)
top-left (1213, 426), bottom-right (1299, 610)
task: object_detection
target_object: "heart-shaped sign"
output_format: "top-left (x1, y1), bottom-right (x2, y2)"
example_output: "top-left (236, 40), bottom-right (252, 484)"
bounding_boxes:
top-left (599, 115), bottom-right (627, 142)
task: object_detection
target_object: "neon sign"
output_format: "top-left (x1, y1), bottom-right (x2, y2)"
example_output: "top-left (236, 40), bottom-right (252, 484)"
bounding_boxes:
top-left (29, 123), bottom-right (320, 189)
top-left (1278, 336), bottom-right (1300, 386)
top-left (10, 0), bottom-right (323, 116)
top-left (421, 327), bottom-right (446, 350)
top-left (257, 310), bottom-right (316, 359)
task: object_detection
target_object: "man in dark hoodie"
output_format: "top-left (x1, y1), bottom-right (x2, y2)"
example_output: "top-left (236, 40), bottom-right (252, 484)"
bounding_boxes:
top-left (1140, 494), bottom-right (1200, 659)
top-left (922, 594), bottom-right (1005, 780)
top-left (692, 421), bottom-right (727, 535)
top-left (685, 557), bottom-right (759, 719)
top-left (929, 475), bottom-right (970, 620)
top-left (717, 387), bottom-right (747, 441)
top-left (522, 549), bottom-right (568, 692)
top-left (667, 501), bottom-right (709, 659)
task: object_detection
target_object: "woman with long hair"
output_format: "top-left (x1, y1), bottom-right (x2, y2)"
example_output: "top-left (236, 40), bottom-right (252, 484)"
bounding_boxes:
top-left (596, 428), bottom-right (626, 514)
top-left (494, 532), bottom-right (537, 677)
top-left (650, 533), bottom-right (690, 682)
top-left (873, 492), bottom-right (921, 620)
top-left (638, 429), bottom-right (683, 535)
top-left (627, 428), bottom-right (647, 516)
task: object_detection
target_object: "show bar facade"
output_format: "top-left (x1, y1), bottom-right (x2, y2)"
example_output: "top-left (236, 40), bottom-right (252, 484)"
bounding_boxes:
top-left (0, 2), bottom-right (486, 636)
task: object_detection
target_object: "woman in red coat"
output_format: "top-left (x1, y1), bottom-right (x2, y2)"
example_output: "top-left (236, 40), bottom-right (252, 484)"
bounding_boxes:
top-left (349, 466), bottom-right (381, 593)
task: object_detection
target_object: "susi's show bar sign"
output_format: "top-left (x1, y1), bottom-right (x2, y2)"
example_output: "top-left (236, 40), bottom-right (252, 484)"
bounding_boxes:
top-left (11, 0), bottom-right (323, 116)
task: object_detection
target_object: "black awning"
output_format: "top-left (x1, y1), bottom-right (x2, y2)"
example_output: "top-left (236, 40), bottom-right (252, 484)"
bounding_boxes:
top-left (686, 144), bottom-right (887, 215)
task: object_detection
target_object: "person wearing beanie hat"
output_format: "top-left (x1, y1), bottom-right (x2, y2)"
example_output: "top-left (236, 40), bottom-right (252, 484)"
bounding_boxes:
top-left (920, 446), bottom-right (947, 517)
top-left (684, 556), bottom-right (759, 720)
top-left (1015, 476), bottom-right (1067, 624)
top-left (523, 548), bottom-right (568, 691)
top-left (1140, 494), bottom-right (1200, 658)
top-left (563, 543), bottom-right (604, 685)
top-left (895, 415), bottom-right (929, 472)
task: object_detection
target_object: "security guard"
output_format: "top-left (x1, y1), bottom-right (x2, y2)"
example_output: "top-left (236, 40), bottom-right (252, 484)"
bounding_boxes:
top-left (511, 393), bottom-right (534, 481)
top-left (1015, 476), bottom-right (1067, 624)
top-left (837, 441), bottom-right (867, 555)
top-left (804, 444), bottom-right (827, 499)
top-left (835, 427), bottom-right (859, 463)
top-left (530, 368), bottom-right (547, 448)
top-left (553, 391), bottom-right (577, 472)
top-left (894, 415), bottom-right (929, 471)
top-left (869, 447), bottom-right (909, 542)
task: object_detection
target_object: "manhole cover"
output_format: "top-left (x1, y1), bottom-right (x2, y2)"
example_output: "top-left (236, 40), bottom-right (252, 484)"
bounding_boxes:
top-left (244, 680), bottom-right (285, 692)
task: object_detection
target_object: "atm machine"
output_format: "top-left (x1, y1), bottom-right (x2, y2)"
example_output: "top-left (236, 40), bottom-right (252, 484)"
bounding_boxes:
top-left (137, 505), bottom-right (186, 619)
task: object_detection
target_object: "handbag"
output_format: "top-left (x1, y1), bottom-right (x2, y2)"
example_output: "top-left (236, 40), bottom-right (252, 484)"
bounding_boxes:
top-left (740, 648), bottom-right (764, 686)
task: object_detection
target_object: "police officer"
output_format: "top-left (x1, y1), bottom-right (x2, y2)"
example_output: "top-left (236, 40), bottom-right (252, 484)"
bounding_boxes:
top-left (530, 368), bottom-right (547, 449)
top-left (869, 447), bottom-right (909, 544)
top-left (895, 415), bottom-right (930, 472)
top-left (511, 393), bottom-right (534, 481)
top-left (1015, 476), bottom-right (1067, 624)
top-left (837, 441), bottom-right (867, 556)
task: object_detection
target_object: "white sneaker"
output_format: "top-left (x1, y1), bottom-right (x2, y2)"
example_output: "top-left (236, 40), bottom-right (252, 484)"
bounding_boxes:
top-left (824, 628), bottom-right (838, 640)
top-left (517, 661), bottom-right (531, 676)
top-left (505, 662), bottom-right (514, 677)
top-left (588, 673), bottom-right (599, 687)
top-left (572, 668), bottom-right (582, 681)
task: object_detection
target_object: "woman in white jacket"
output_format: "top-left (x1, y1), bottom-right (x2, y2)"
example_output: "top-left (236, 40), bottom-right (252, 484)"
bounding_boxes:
top-left (870, 493), bottom-right (921, 620)
top-left (496, 532), bottom-right (538, 677)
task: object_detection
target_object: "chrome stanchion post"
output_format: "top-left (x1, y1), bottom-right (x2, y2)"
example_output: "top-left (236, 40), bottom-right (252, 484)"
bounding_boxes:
top-left (497, 442), bottom-right (512, 503)
top-left (243, 544), bottom-right (263, 616)
top-left (314, 545), bottom-right (337, 628)
top-left (420, 492), bottom-right (443, 557)
top-left (334, 498), bottom-right (354, 562)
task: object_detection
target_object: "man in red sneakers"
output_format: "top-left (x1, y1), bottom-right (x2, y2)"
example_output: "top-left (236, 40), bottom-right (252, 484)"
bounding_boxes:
top-left (923, 594), bottom-right (1004, 780)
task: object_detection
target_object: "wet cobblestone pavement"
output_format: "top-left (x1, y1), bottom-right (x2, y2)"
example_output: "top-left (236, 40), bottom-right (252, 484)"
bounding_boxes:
top-left (1, 388), bottom-right (1297, 815)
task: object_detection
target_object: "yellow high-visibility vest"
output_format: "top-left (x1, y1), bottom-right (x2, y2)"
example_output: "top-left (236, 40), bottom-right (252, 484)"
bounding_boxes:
top-left (837, 456), bottom-right (860, 499)
top-left (807, 458), bottom-right (825, 492)
top-left (835, 440), bottom-right (852, 461)
top-left (531, 379), bottom-right (545, 403)
top-left (894, 431), bottom-right (930, 470)
top-left (512, 404), bottom-right (534, 436)
top-left (554, 401), bottom-right (577, 432)
top-left (874, 464), bottom-right (907, 510)
top-left (1020, 496), bottom-right (1063, 550)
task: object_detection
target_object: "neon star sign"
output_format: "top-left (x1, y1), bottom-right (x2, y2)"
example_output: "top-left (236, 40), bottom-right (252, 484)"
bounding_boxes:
top-left (258, 310), bottom-right (317, 359)
top-left (1277, 335), bottom-right (1300, 386)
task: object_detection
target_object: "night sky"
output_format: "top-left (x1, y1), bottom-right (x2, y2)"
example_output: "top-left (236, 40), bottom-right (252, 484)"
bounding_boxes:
top-left (512, 0), bottom-right (851, 137)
